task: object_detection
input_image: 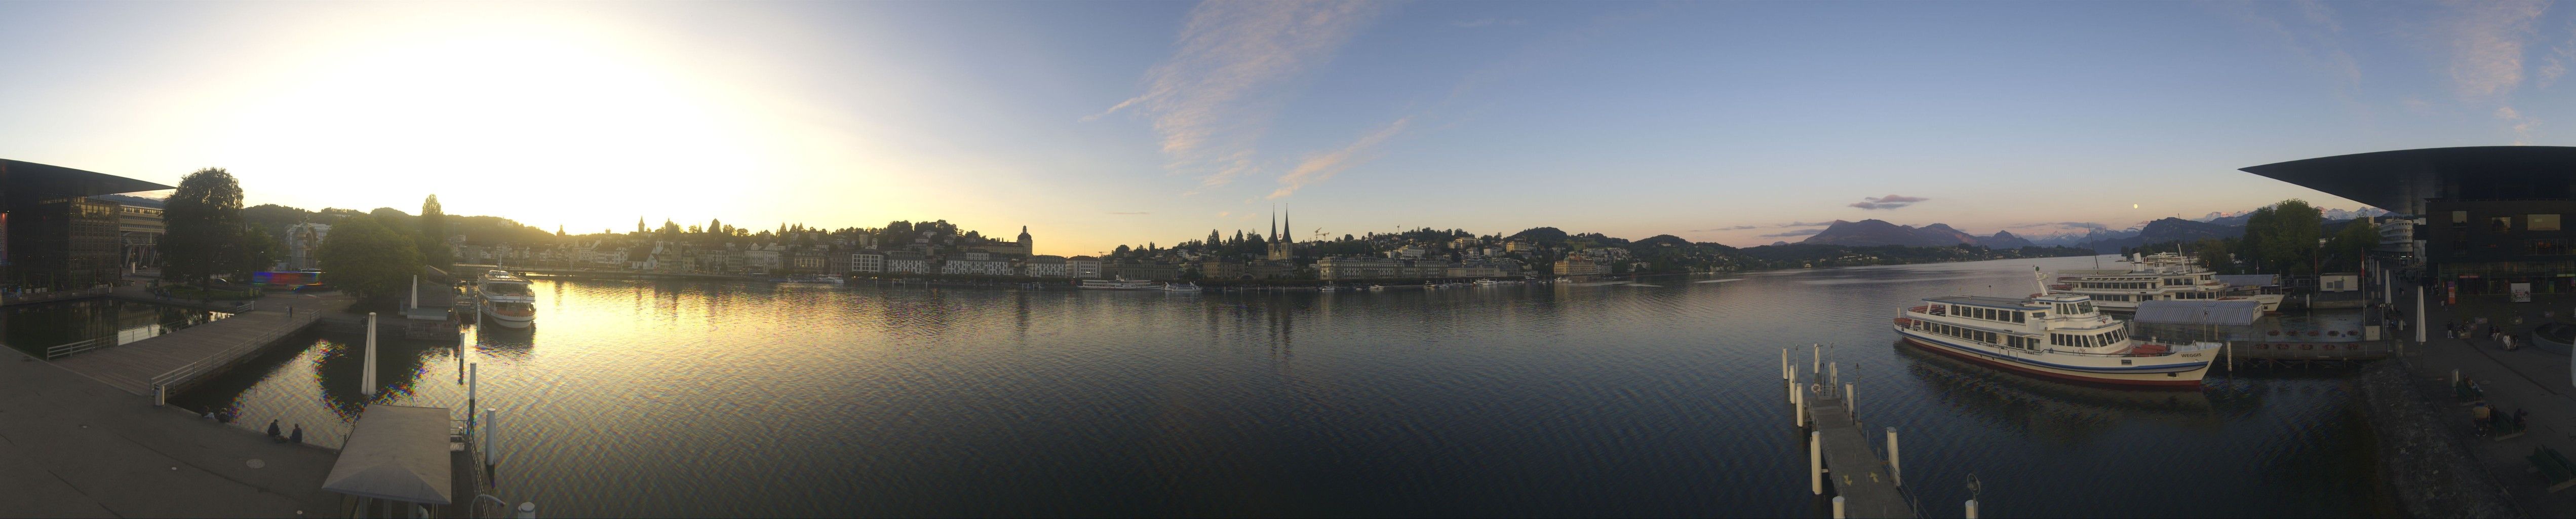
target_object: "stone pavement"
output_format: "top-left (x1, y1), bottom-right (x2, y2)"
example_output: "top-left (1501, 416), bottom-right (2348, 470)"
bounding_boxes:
top-left (2400, 279), bottom-right (2576, 516)
top-left (1, 300), bottom-right (347, 516)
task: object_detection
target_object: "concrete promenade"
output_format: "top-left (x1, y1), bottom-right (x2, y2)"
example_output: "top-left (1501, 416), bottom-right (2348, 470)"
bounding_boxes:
top-left (2400, 277), bottom-right (2576, 515)
top-left (50, 291), bottom-right (332, 395)
top-left (2, 337), bottom-right (343, 516)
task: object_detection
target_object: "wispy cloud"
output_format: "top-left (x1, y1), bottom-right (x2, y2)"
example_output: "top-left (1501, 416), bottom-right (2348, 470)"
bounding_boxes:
top-left (1269, 116), bottom-right (1411, 199)
top-left (2497, 105), bottom-right (2541, 144)
top-left (1106, 211), bottom-right (1151, 215)
top-left (1451, 18), bottom-right (1526, 28)
top-left (2212, 1), bottom-right (2362, 102)
top-left (2442, 2), bottom-right (2546, 102)
top-left (1849, 194), bottom-right (1927, 210)
top-left (1760, 229), bottom-right (1826, 238)
top-left (1093, 1), bottom-right (1383, 190)
top-left (2542, 20), bottom-right (2576, 89)
top-left (1690, 225), bottom-right (1762, 232)
top-left (1263, 6), bottom-right (1664, 198)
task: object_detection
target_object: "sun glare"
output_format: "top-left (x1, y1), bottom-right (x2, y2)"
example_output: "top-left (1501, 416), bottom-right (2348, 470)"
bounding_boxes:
top-left (218, 20), bottom-right (770, 229)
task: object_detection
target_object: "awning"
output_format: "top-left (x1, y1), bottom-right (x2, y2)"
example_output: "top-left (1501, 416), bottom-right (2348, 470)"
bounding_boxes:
top-left (321, 405), bottom-right (454, 505)
top-left (2132, 300), bottom-right (2265, 326)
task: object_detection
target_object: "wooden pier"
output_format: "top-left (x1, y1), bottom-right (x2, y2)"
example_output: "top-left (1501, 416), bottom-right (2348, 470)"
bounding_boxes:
top-left (1806, 390), bottom-right (1914, 518)
top-left (49, 296), bottom-right (326, 396)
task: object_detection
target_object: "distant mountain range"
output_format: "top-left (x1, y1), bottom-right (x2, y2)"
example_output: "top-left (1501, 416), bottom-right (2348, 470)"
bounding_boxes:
top-left (1796, 204), bottom-right (2386, 252)
top-left (1799, 219), bottom-right (2032, 248)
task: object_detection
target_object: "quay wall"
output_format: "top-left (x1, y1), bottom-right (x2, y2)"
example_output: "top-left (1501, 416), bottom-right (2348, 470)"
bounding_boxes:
top-left (2355, 359), bottom-right (2521, 517)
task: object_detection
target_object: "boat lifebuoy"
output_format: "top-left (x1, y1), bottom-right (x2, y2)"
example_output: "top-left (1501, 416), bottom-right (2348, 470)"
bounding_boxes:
top-left (2300, 344), bottom-right (2313, 350)
top-left (2346, 344), bottom-right (2360, 350)
top-left (2256, 343), bottom-right (2269, 349)
top-left (2326, 330), bottom-right (2339, 337)
top-left (2308, 331), bottom-right (2321, 337)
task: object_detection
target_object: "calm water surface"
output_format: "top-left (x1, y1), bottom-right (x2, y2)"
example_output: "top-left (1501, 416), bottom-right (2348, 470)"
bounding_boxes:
top-left (178, 255), bottom-right (2390, 517)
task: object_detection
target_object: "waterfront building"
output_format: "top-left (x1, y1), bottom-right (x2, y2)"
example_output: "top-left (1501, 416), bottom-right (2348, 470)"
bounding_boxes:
top-left (826, 248), bottom-right (851, 275)
top-left (885, 251), bottom-right (929, 274)
top-left (1556, 255), bottom-right (1603, 277)
top-left (284, 223), bottom-right (331, 271)
top-left (1447, 261), bottom-right (1504, 278)
top-left (1392, 246), bottom-right (1426, 260)
top-left (94, 194), bottom-right (164, 273)
top-left (850, 250), bottom-right (885, 273)
top-left (1109, 262), bottom-right (1178, 281)
top-left (1018, 226), bottom-right (1034, 257)
top-left (1247, 260), bottom-right (1294, 279)
top-left (941, 255), bottom-right (1012, 276)
top-left (2242, 146), bottom-right (2576, 294)
top-left (1067, 255), bottom-right (1103, 278)
top-left (1199, 257), bottom-right (1241, 279)
top-left (745, 244), bottom-right (783, 275)
top-left (1025, 255), bottom-right (1068, 277)
top-left (792, 247), bottom-right (827, 274)
top-left (2376, 217), bottom-right (2416, 255)
top-left (1318, 256), bottom-right (1401, 280)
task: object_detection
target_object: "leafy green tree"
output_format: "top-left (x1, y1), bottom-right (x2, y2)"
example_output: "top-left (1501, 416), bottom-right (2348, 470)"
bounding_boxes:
top-left (417, 195), bottom-right (450, 269)
top-left (2192, 238), bottom-right (2234, 274)
top-left (239, 227), bottom-right (282, 277)
top-left (317, 215), bottom-right (424, 301)
top-left (2244, 199), bottom-right (2324, 275)
top-left (161, 168), bottom-right (245, 286)
top-left (2321, 219), bottom-right (2379, 272)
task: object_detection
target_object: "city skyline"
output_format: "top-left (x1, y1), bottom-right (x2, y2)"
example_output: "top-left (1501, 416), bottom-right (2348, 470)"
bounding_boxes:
top-left (4, 2), bottom-right (2570, 255)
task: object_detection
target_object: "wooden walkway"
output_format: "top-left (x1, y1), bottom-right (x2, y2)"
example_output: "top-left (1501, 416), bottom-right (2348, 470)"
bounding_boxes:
top-left (49, 294), bottom-right (331, 395)
top-left (1811, 393), bottom-right (1916, 518)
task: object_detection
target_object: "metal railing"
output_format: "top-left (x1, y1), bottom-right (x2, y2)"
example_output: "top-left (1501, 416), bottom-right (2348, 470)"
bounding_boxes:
top-left (148, 309), bottom-right (321, 403)
top-left (42, 338), bottom-right (110, 359)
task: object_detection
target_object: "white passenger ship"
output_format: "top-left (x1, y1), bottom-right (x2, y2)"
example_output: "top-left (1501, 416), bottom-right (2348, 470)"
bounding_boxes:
top-left (1892, 278), bottom-right (2218, 387)
top-left (1078, 278), bottom-right (1161, 290)
top-left (477, 270), bottom-right (537, 328)
top-left (2053, 253), bottom-right (2284, 313)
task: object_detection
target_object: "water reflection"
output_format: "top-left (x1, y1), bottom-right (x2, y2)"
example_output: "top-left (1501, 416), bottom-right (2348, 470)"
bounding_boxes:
top-left (1895, 342), bottom-right (2221, 443)
top-left (1, 298), bottom-right (226, 356)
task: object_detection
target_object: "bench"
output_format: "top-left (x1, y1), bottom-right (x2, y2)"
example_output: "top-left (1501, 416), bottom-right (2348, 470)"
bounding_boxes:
top-left (2526, 447), bottom-right (2576, 493)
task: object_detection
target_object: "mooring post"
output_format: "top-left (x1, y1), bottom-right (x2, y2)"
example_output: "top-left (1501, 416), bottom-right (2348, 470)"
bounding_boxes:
top-left (1965, 499), bottom-right (1978, 518)
top-left (1809, 430), bottom-right (1823, 495)
top-left (362, 312), bottom-right (377, 396)
top-left (469, 363), bottom-right (480, 413)
top-left (1793, 385), bottom-right (1806, 427)
top-left (1831, 496), bottom-right (1846, 518)
top-left (153, 384), bottom-right (165, 407)
top-left (1845, 384), bottom-right (1855, 420)
top-left (515, 502), bottom-right (536, 519)
top-left (484, 407), bottom-right (498, 467)
top-left (1886, 427), bottom-right (1901, 487)
top-left (1828, 361), bottom-right (1839, 395)
top-left (2414, 288), bottom-right (2426, 344)
top-left (1812, 344), bottom-right (1820, 376)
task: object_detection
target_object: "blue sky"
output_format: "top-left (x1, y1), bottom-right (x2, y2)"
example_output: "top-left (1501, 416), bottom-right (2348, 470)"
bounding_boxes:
top-left (0, 1), bottom-right (2567, 254)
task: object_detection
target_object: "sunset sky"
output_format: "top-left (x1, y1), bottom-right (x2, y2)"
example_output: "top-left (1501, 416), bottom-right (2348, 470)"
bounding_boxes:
top-left (2, 2), bottom-right (2569, 254)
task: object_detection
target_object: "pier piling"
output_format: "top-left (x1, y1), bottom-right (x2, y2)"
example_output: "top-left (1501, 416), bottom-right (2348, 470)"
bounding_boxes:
top-left (1886, 427), bottom-right (1901, 487)
top-left (484, 408), bottom-right (499, 468)
top-left (1832, 496), bottom-right (1846, 518)
top-left (1965, 500), bottom-right (1978, 519)
top-left (1809, 430), bottom-right (1823, 495)
top-left (362, 313), bottom-right (377, 396)
top-left (1845, 384), bottom-right (1855, 419)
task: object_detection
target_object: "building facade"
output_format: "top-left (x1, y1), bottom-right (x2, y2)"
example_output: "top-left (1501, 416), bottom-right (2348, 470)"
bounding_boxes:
top-left (1026, 255), bottom-right (1068, 277)
top-left (1067, 256), bottom-right (1103, 278)
top-left (2242, 146), bottom-right (2576, 295)
top-left (851, 251), bottom-right (885, 273)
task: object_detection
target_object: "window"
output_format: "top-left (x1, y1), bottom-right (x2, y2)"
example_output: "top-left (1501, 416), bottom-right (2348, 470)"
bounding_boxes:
top-left (2528, 239), bottom-right (2566, 255)
top-left (2491, 217), bottom-right (2513, 233)
top-left (2454, 210), bottom-right (2471, 224)
top-left (2014, 311), bottom-right (2025, 323)
top-left (2533, 214), bottom-right (2562, 232)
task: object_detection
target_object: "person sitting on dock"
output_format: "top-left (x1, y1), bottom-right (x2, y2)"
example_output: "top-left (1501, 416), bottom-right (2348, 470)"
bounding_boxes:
top-left (265, 419), bottom-right (281, 440)
top-left (289, 424), bottom-right (303, 444)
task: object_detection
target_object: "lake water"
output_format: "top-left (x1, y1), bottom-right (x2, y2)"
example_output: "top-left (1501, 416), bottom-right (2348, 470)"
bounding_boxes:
top-left (176, 255), bottom-right (2391, 517)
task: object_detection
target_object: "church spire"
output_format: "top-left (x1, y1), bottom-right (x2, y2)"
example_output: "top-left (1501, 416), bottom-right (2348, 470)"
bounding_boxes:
top-left (1269, 206), bottom-right (1278, 243)
top-left (1282, 204), bottom-right (1290, 244)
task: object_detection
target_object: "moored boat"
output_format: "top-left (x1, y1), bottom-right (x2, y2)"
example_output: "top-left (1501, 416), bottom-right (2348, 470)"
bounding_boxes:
top-left (1161, 282), bottom-right (1202, 292)
top-left (1891, 275), bottom-right (2216, 387)
top-left (477, 270), bottom-right (537, 328)
top-left (2054, 253), bottom-right (2284, 312)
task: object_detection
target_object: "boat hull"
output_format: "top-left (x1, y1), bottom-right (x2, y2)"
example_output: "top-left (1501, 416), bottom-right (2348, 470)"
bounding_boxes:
top-left (481, 306), bottom-right (535, 328)
top-left (1894, 326), bottom-right (2208, 388)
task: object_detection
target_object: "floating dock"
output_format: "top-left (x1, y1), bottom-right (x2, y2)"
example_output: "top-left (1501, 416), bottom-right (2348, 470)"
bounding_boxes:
top-left (1805, 389), bottom-right (1915, 518)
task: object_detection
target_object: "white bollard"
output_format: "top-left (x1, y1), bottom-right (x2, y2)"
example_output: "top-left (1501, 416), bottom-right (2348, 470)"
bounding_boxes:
top-left (1812, 344), bottom-right (1820, 376)
top-left (1782, 348), bottom-right (1790, 380)
top-left (1809, 430), bottom-right (1823, 495)
top-left (514, 502), bottom-right (536, 519)
top-left (1886, 427), bottom-right (1901, 487)
top-left (1831, 496), bottom-right (1846, 518)
top-left (1793, 387), bottom-right (1806, 427)
top-left (362, 313), bottom-right (377, 396)
top-left (1829, 362), bottom-right (1839, 395)
top-left (1845, 384), bottom-right (1855, 419)
top-left (1965, 499), bottom-right (1978, 518)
